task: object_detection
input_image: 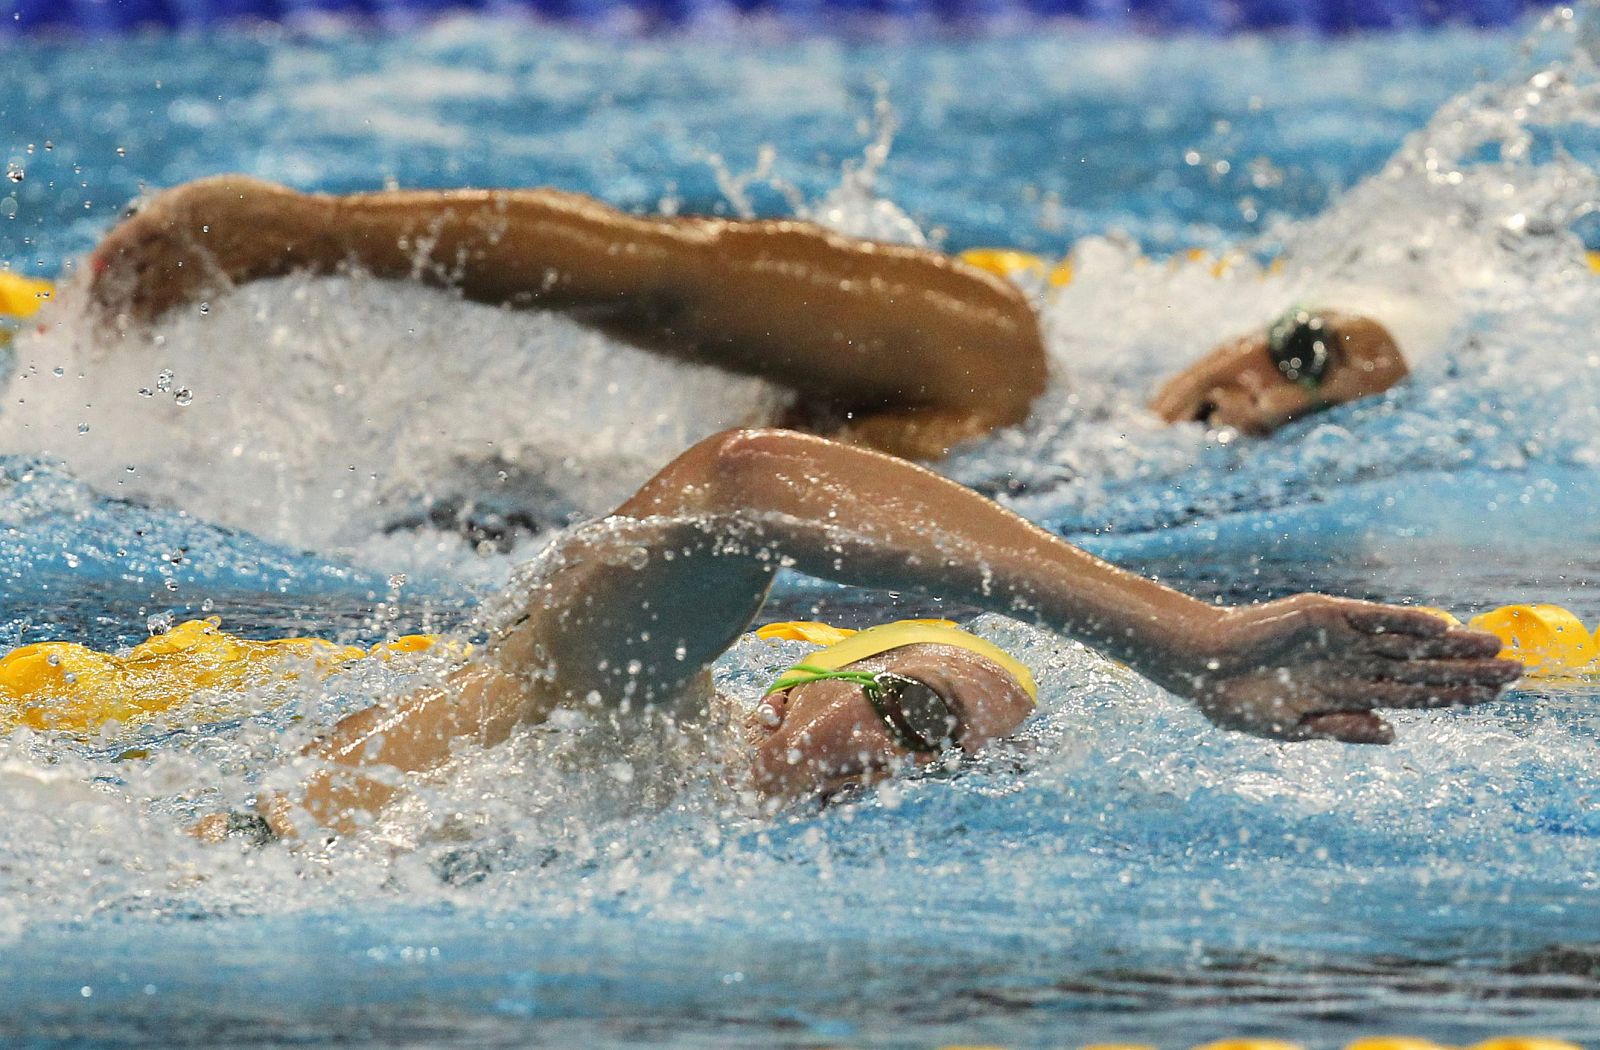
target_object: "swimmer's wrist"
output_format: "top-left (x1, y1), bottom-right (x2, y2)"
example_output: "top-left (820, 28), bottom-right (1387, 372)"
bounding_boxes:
top-left (1131, 600), bottom-right (1231, 697)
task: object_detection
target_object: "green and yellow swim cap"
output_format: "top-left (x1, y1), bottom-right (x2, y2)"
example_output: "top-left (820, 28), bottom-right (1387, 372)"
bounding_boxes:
top-left (758, 619), bottom-right (1038, 703)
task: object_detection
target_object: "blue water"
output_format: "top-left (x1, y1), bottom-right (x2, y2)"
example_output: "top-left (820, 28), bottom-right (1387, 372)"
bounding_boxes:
top-left (2, 8), bottom-right (1600, 1048)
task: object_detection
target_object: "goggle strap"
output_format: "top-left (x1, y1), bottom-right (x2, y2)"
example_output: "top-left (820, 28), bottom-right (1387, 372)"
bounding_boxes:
top-left (764, 663), bottom-right (881, 696)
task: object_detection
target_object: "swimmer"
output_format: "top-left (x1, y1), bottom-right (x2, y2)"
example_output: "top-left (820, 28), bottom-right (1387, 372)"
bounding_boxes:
top-left (194, 429), bottom-right (1519, 841)
top-left (89, 176), bottom-right (1411, 460)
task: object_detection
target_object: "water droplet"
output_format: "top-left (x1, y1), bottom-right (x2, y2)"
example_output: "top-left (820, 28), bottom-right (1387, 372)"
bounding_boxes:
top-left (388, 573), bottom-right (407, 589)
top-left (115, 147), bottom-right (126, 158)
top-left (5, 164), bottom-right (22, 183)
top-left (164, 579), bottom-right (179, 591)
top-left (197, 302), bottom-right (210, 314)
top-left (137, 387), bottom-right (153, 397)
top-left (146, 612), bottom-right (174, 634)
top-left (174, 388), bottom-right (192, 406)
top-left (200, 597), bottom-right (214, 612)
top-left (51, 366), bottom-right (63, 377)
top-left (77, 422), bottom-right (89, 434)
top-left (155, 370), bottom-right (173, 393)
top-left (0, 199), bottom-right (16, 219)
top-left (43, 141), bottom-right (52, 151)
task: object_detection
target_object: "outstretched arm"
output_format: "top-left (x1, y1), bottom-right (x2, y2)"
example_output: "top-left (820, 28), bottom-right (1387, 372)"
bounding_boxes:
top-left (234, 429), bottom-right (1516, 839)
top-left (90, 176), bottom-right (1047, 460)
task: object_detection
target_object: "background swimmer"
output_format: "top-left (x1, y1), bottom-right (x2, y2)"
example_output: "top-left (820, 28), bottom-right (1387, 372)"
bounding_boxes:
top-left (89, 175), bottom-right (1415, 458)
top-left (195, 428), bottom-right (1520, 840)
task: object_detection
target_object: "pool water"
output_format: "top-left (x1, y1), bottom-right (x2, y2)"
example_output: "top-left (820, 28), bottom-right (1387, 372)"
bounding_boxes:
top-left (2, 6), bottom-right (1600, 1048)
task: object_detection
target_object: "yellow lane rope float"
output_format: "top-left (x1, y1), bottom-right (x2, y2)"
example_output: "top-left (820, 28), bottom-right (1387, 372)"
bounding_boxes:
top-left (0, 271), bottom-right (54, 351)
top-left (936, 1038), bottom-right (1584, 1050)
top-left (0, 617), bottom-right (446, 735)
top-left (1414, 603), bottom-right (1600, 679)
top-left (0, 271), bottom-right (54, 321)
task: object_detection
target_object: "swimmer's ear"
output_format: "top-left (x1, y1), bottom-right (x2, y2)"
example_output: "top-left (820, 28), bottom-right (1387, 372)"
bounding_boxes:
top-left (1294, 710), bottom-right (1394, 745)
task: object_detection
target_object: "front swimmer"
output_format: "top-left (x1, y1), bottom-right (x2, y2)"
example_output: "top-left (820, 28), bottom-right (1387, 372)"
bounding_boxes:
top-left (191, 430), bottom-right (1520, 842)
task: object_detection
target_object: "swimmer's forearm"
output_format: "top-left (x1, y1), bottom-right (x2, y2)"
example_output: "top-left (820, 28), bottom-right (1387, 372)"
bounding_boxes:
top-left (317, 187), bottom-right (1045, 421)
top-left (316, 187), bottom-right (697, 312)
top-left (616, 430), bottom-right (1223, 691)
top-left (288, 661), bottom-right (535, 835)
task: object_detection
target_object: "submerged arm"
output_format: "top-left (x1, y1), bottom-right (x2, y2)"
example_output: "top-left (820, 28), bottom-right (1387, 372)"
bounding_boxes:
top-left (91, 176), bottom-right (1046, 458)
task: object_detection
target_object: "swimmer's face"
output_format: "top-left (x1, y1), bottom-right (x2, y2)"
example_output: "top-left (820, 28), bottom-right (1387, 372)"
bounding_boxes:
top-left (745, 643), bottom-right (1034, 800)
top-left (1148, 313), bottom-right (1409, 436)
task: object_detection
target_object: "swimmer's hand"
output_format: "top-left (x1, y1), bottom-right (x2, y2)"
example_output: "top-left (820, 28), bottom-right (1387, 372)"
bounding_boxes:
top-left (89, 175), bottom-right (325, 325)
top-left (189, 793), bottom-right (299, 846)
top-left (1172, 595), bottom-right (1520, 744)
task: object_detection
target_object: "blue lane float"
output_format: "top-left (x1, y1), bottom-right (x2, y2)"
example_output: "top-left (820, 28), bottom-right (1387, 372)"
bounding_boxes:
top-left (0, 0), bottom-right (1552, 34)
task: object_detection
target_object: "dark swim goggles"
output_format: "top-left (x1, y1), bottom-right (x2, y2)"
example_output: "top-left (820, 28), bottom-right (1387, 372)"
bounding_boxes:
top-left (1266, 308), bottom-right (1336, 389)
top-left (765, 664), bottom-right (962, 754)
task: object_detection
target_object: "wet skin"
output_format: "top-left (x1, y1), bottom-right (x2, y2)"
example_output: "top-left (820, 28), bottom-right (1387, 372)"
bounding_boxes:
top-left (1148, 312), bottom-right (1410, 435)
top-left (746, 643), bottom-right (1036, 798)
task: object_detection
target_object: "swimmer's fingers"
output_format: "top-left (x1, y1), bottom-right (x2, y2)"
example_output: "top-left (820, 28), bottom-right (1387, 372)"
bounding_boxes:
top-left (1313, 669), bottom-right (1516, 711)
top-left (89, 213), bottom-right (193, 323)
top-left (1340, 604), bottom-right (1451, 638)
top-left (1363, 656), bottom-right (1523, 689)
top-left (1362, 629), bottom-right (1504, 660)
top-left (1301, 667), bottom-right (1519, 742)
top-left (1292, 710), bottom-right (1393, 745)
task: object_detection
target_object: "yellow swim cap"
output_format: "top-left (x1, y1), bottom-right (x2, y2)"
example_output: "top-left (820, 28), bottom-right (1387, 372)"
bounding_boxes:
top-left (760, 619), bottom-right (1037, 703)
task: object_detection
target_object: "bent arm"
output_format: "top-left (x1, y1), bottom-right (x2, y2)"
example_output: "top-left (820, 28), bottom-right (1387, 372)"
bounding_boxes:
top-left (241, 428), bottom-right (1511, 838)
top-left (92, 177), bottom-right (1047, 455)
